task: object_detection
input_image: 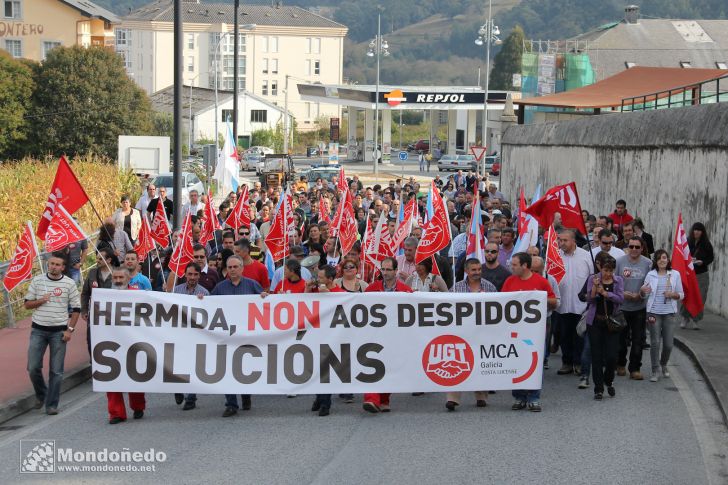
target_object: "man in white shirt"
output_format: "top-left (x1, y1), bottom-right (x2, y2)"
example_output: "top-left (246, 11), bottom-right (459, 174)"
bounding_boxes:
top-left (181, 190), bottom-right (205, 219)
top-left (590, 228), bottom-right (625, 260)
top-left (135, 184), bottom-right (156, 214)
top-left (555, 229), bottom-right (593, 376)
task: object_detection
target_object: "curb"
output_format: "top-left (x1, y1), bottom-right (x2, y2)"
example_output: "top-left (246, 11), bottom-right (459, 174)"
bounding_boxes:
top-left (674, 336), bottom-right (728, 427)
top-left (0, 364), bottom-right (91, 425)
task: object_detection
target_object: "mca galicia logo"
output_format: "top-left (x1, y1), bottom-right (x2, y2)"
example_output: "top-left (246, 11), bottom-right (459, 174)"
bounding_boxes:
top-left (422, 335), bottom-right (474, 386)
top-left (20, 440), bottom-right (56, 473)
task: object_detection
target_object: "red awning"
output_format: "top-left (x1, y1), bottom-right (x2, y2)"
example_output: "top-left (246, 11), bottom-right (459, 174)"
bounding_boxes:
top-left (515, 67), bottom-right (728, 109)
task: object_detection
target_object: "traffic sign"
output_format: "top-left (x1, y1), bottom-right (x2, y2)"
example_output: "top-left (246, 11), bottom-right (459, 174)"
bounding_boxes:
top-left (470, 145), bottom-right (487, 162)
top-left (398, 151), bottom-right (408, 161)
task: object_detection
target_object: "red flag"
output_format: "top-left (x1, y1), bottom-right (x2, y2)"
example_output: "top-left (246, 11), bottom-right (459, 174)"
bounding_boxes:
top-left (3, 222), bottom-right (39, 292)
top-left (44, 204), bottom-right (87, 252)
top-left (265, 189), bottom-right (292, 262)
top-left (199, 199), bottom-right (220, 244)
top-left (319, 194), bottom-right (331, 224)
top-left (390, 199), bottom-right (417, 254)
top-left (545, 225), bottom-right (566, 284)
top-left (525, 182), bottom-right (587, 235)
top-left (337, 166), bottom-right (348, 193)
top-left (225, 185), bottom-right (250, 231)
top-left (150, 197), bottom-right (171, 248)
top-left (168, 212), bottom-right (194, 277)
top-left (431, 256), bottom-right (441, 276)
top-left (366, 210), bottom-right (392, 268)
top-left (672, 213), bottom-right (704, 317)
top-left (134, 217), bottom-right (155, 261)
top-left (333, 190), bottom-right (358, 256)
top-left (416, 181), bottom-right (451, 263)
top-left (37, 156), bottom-right (90, 238)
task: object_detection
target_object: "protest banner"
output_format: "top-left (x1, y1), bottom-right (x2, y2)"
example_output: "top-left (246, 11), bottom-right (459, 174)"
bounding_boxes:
top-left (90, 290), bottom-right (546, 394)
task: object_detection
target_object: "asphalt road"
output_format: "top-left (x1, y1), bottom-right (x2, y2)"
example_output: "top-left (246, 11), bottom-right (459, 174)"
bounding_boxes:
top-left (1, 348), bottom-right (726, 484)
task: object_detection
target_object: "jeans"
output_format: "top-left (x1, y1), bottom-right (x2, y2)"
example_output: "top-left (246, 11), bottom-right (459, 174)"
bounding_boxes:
top-left (512, 389), bottom-right (541, 403)
top-left (557, 312), bottom-right (583, 366)
top-left (315, 394), bottom-right (332, 408)
top-left (27, 327), bottom-right (67, 410)
top-left (588, 321), bottom-right (619, 394)
top-left (580, 335), bottom-right (592, 378)
top-left (68, 267), bottom-right (81, 284)
top-left (649, 313), bottom-right (678, 372)
top-left (618, 309), bottom-right (646, 372)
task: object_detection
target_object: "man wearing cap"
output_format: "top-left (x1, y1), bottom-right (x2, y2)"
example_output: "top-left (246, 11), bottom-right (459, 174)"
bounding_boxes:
top-left (269, 246), bottom-right (312, 290)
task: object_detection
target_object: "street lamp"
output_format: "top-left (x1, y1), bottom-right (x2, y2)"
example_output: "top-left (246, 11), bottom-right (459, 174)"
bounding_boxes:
top-left (366, 13), bottom-right (390, 178)
top-left (475, 0), bottom-right (502, 176)
top-left (213, 24), bottom-right (256, 155)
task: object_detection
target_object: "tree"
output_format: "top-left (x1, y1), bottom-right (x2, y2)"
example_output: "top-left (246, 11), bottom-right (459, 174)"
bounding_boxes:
top-left (489, 26), bottom-right (525, 91)
top-left (0, 51), bottom-right (34, 158)
top-left (29, 46), bottom-right (152, 158)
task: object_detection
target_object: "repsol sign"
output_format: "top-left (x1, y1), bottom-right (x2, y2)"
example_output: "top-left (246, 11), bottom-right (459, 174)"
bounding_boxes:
top-left (377, 92), bottom-right (503, 105)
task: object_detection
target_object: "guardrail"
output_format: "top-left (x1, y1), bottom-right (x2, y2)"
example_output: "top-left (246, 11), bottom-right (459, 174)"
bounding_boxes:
top-left (0, 231), bottom-right (99, 329)
top-left (620, 73), bottom-right (728, 112)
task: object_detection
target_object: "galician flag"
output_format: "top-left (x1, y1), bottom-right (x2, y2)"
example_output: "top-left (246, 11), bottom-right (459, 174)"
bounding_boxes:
top-left (214, 120), bottom-right (239, 196)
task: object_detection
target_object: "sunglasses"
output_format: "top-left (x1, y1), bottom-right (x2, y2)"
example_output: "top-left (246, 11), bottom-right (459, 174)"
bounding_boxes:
top-left (600, 241), bottom-right (613, 245)
top-left (485, 250), bottom-right (498, 254)
top-left (239, 232), bottom-right (250, 236)
top-left (628, 245), bottom-right (642, 249)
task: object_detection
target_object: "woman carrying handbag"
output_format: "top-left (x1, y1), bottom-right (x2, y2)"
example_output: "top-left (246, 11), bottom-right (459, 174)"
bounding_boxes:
top-left (585, 254), bottom-right (625, 400)
top-left (640, 249), bottom-right (684, 382)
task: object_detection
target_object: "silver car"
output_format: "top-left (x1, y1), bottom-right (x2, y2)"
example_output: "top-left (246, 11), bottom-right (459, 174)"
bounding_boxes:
top-left (437, 154), bottom-right (478, 172)
top-left (151, 172), bottom-right (205, 205)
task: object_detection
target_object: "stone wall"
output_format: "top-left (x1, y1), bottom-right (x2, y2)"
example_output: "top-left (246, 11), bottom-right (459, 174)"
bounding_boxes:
top-left (502, 103), bottom-right (728, 317)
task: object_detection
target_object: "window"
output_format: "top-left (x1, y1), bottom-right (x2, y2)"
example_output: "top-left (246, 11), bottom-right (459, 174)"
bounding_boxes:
top-left (271, 81), bottom-right (278, 96)
top-left (251, 110), bottom-right (267, 123)
top-left (187, 56), bottom-right (194, 72)
top-left (262, 36), bottom-right (268, 53)
top-left (271, 59), bottom-right (278, 74)
top-left (4, 39), bottom-right (21, 58)
top-left (314, 60), bottom-right (320, 75)
top-left (313, 37), bottom-right (321, 54)
top-left (305, 37), bottom-right (311, 54)
top-left (42, 41), bottom-right (61, 60)
top-left (717, 62), bottom-right (728, 69)
top-left (270, 36), bottom-right (278, 53)
top-left (118, 51), bottom-right (131, 69)
top-left (262, 80), bottom-right (269, 96)
top-left (116, 28), bottom-right (131, 47)
top-left (680, 61), bottom-right (692, 68)
top-left (625, 62), bottom-right (636, 69)
top-left (262, 58), bottom-right (268, 74)
top-left (3, 1), bottom-right (21, 19)
top-left (221, 109), bottom-right (234, 122)
top-left (187, 33), bottom-right (194, 49)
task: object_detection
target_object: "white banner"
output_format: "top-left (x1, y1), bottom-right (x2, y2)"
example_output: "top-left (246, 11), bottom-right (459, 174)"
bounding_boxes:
top-left (90, 289), bottom-right (546, 394)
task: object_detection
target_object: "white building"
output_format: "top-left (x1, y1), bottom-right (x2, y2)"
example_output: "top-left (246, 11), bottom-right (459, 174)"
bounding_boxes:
top-left (150, 85), bottom-right (290, 146)
top-left (116, 0), bottom-right (347, 133)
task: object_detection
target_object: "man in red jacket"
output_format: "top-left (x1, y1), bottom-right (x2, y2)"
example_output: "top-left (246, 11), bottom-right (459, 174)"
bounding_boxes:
top-left (608, 199), bottom-right (634, 238)
top-left (362, 257), bottom-right (412, 413)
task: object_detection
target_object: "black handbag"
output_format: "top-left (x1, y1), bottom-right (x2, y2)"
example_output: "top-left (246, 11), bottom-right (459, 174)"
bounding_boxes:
top-left (603, 297), bottom-right (626, 333)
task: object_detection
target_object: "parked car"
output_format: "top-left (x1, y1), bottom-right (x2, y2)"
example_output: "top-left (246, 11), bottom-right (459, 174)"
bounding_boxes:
top-left (483, 154), bottom-right (500, 173)
top-left (151, 171), bottom-right (205, 204)
top-left (437, 154), bottom-right (478, 172)
top-left (247, 146), bottom-right (274, 156)
top-left (301, 165), bottom-right (342, 189)
top-left (407, 139), bottom-right (430, 152)
top-left (242, 152), bottom-right (262, 172)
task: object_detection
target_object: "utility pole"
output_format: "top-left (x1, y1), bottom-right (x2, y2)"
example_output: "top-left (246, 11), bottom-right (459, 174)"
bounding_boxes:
top-left (173, 0), bottom-right (182, 229)
top-left (233, 0), bottom-right (240, 147)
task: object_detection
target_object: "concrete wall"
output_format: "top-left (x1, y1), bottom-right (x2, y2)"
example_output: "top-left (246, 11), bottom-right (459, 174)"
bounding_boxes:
top-left (502, 103), bottom-right (728, 317)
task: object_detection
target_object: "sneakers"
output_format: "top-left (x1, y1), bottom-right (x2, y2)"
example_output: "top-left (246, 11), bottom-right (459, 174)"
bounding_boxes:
top-left (528, 401), bottom-right (542, 412)
top-left (650, 371), bottom-right (660, 382)
top-left (445, 401), bottom-right (458, 412)
top-left (511, 400), bottom-right (527, 410)
top-left (222, 407), bottom-right (237, 417)
top-left (630, 371), bottom-right (644, 380)
top-left (578, 376), bottom-right (589, 389)
top-left (661, 366), bottom-right (670, 378)
top-left (362, 401), bottom-right (380, 413)
top-left (557, 365), bottom-right (573, 375)
top-left (133, 410), bottom-right (144, 419)
top-left (607, 385), bottom-right (616, 397)
top-left (616, 366), bottom-right (627, 377)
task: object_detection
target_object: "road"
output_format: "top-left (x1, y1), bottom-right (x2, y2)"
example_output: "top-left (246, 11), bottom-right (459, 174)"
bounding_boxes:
top-left (1, 348), bottom-right (726, 484)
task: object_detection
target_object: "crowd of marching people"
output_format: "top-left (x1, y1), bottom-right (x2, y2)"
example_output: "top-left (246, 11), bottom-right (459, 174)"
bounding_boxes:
top-left (22, 164), bottom-right (714, 423)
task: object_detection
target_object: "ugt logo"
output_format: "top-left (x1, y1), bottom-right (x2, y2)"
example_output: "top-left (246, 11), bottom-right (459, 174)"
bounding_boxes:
top-left (422, 335), bottom-right (474, 386)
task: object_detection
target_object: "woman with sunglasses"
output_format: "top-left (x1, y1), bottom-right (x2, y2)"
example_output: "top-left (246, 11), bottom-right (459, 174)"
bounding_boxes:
top-left (335, 257), bottom-right (368, 292)
top-left (641, 249), bottom-right (684, 382)
top-left (406, 257), bottom-right (448, 292)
